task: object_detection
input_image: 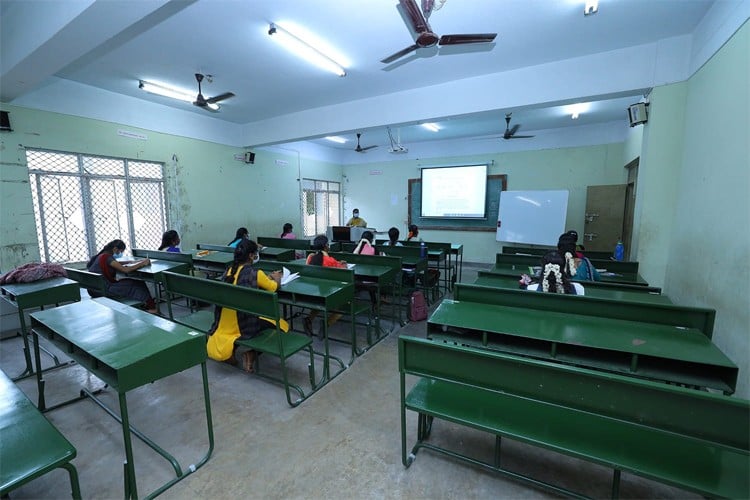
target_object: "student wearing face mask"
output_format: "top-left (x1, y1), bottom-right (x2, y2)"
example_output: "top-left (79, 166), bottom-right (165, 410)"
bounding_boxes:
top-left (86, 239), bottom-right (156, 313)
top-left (206, 239), bottom-right (286, 373)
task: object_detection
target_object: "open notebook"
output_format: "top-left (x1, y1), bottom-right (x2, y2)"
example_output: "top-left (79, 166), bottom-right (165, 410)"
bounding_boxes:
top-left (280, 267), bottom-right (300, 285)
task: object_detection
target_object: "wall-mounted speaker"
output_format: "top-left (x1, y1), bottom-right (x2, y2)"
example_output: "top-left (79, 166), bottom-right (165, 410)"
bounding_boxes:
top-left (0, 111), bottom-right (12, 132)
top-left (627, 102), bottom-right (649, 127)
top-left (244, 151), bottom-right (255, 164)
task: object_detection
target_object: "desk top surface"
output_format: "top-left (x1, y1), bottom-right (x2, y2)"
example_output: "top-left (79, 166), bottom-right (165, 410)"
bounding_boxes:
top-left (430, 299), bottom-right (734, 368)
top-left (1, 277), bottom-right (80, 309)
top-left (278, 275), bottom-right (354, 306)
top-left (260, 247), bottom-right (294, 256)
top-left (30, 299), bottom-right (206, 391)
top-left (488, 264), bottom-right (649, 286)
top-left (473, 275), bottom-right (671, 305)
top-left (190, 249), bottom-right (234, 264)
top-left (123, 259), bottom-right (190, 276)
top-left (1, 277), bottom-right (78, 297)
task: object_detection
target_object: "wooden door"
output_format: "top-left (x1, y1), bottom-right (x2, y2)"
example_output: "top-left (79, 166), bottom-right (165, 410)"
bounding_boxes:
top-left (583, 184), bottom-right (626, 253)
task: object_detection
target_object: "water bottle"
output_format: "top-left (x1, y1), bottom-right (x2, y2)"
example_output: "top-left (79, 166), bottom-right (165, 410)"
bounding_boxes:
top-left (614, 239), bottom-right (624, 261)
top-left (419, 239), bottom-right (427, 259)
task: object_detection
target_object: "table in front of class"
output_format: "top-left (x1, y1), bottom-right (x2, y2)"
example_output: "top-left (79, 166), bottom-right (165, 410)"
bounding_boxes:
top-left (30, 297), bottom-right (213, 499)
top-left (428, 299), bottom-right (738, 394)
top-left (1, 277), bottom-right (80, 379)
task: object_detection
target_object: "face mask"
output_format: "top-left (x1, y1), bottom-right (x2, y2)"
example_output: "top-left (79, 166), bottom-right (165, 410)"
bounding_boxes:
top-left (113, 252), bottom-right (123, 259)
top-left (253, 254), bottom-right (260, 264)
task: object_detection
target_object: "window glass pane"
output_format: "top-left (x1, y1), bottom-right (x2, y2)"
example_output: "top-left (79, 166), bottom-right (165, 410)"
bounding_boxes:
top-left (89, 178), bottom-right (132, 254)
top-left (130, 181), bottom-right (165, 249)
top-left (128, 161), bottom-right (163, 179)
top-left (83, 156), bottom-right (124, 176)
top-left (27, 150), bottom-right (78, 173)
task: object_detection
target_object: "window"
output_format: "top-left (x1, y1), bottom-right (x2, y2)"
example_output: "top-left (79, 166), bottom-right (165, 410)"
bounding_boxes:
top-left (26, 149), bottom-right (167, 263)
top-left (300, 179), bottom-right (340, 237)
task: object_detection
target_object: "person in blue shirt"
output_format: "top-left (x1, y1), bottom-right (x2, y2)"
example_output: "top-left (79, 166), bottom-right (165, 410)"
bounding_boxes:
top-left (558, 233), bottom-right (600, 281)
top-left (228, 227), bottom-right (249, 248)
top-left (158, 230), bottom-right (181, 252)
top-left (527, 250), bottom-right (584, 295)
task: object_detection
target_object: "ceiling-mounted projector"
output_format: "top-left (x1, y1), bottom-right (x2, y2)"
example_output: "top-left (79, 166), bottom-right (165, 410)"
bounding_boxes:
top-left (389, 145), bottom-right (408, 154)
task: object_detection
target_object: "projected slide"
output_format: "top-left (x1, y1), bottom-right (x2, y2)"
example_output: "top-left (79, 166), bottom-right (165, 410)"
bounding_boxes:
top-left (421, 164), bottom-right (487, 218)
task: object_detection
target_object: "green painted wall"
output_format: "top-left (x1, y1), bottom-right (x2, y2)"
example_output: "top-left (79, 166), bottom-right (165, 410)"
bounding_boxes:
top-left (342, 144), bottom-right (627, 263)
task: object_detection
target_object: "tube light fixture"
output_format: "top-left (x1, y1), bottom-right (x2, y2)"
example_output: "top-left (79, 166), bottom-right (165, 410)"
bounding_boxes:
top-left (421, 122), bottom-right (440, 132)
top-left (268, 23), bottom-right (346, 77)
top-left (565, 102), bottom-right (590, 119)
top-left (139, 80), bottom-right (219, 110)
top-left (325, 136), bottom-right (347, 143)
top-left (584, 0), bottom-right (598, 16)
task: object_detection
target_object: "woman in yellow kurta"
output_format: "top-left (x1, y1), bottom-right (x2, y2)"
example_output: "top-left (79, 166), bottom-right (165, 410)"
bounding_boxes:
top-left (206, 239), bottom-right (288, 372)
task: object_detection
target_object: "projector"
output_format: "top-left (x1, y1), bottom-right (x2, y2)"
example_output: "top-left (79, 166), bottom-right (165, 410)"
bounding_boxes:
top-left (389, 146), bottom-right (408, 154)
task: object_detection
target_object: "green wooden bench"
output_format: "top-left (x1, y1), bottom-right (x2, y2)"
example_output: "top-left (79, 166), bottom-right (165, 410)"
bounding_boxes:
top-left (399, 336), bottom-right (750, 499)
top-left (495, 252), bottom-right (639, 275)
top-left (0, 368), bottom-right (81, 499)
top-left (160, 271), bottom-right (316, 407)
top-left (503, 245), bottom-right (620, 261)
top-left (63, 267), bottom-right (143, 307)
top-left (196, 242), bottom-right (234, 253)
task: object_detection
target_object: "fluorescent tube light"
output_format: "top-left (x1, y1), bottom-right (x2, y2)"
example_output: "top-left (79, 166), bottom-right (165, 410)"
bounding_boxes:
top-left (584, 0), bottom-right (598, 16)
top-left (325, 136), bottom-right (347, 143)
top-left (139, 80), bottom-right (218, 110)
top-left (565, 102), bottom-right (590, 119)
top-left (421, 123), bottom-right (440, 132)
top-left (268, 23), bottom-right (346, 77)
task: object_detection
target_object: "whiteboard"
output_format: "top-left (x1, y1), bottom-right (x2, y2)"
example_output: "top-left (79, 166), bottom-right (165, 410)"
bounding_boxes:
top-left (496, 190), bottom-right (569, 246)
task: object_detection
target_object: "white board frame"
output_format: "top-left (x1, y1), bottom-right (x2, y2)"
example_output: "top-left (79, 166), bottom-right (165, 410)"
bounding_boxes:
top-left (496, 190), bottom-right (569, 246)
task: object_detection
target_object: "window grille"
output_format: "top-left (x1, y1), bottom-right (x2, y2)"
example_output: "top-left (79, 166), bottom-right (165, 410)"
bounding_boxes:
top-left (300, 179), bottom-right (340, 237)
top-left (26, 149), bottom-right (167, 263)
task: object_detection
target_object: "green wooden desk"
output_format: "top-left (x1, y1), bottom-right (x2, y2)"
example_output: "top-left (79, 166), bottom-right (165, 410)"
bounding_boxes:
top-left (260, 247), bottom-right (295, 262)
top-left (400, 241), bottom-right (452, 291)
top-left (494, 253), bottom-right (643, 282)
top-left (487, 263), bottom-right (651, 288)
top-left (503, 245), bottom-right (620, 261)
top-left (1, 277), bottom-right (80, 379)
top-left (30, 298), bottom-right (214, 499)
top-left (428, 294), bottom-right (735, 393)
top-left (257, 236), bottom-right (313, 252)
top-left (190, 249), bottom-right (234, 275)
top-left (474, 271), bottom-right (671, 305)
top-left (196, 242), bottom-right (234, 253)
top-left (118, 258), bottom-right (191, 311)
top-left (0, 368), bottom-right (81, 499)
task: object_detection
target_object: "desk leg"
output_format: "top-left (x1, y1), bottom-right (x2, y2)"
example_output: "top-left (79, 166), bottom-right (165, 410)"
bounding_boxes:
top-left (32, 329), bottom-right (46, 410)
top-left (14, 311), bottom-right (34, 379)
top-left (118, 392), bottom-right (139, 500)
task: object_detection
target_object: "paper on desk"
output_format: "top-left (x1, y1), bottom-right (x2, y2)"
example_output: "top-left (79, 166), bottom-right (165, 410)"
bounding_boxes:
top-left (280, 267), bottom-right (300, 285)
top-left (347, 263), bottom-right (356, 269)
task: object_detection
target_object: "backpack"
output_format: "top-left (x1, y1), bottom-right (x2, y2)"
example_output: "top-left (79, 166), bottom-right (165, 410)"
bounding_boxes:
top-left (408, 291), bottom-right (428, 321)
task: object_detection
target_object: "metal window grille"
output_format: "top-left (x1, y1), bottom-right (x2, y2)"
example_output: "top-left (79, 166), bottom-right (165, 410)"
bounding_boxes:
top-left (300, 179), bottom-right (340, 237)
top-left (26, 149), bottom-right (167, 263)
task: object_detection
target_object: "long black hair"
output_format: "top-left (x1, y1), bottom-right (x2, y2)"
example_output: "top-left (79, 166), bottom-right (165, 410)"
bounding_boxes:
top-left (225, 239), bottom-right (257, 283)
top-left (87, 239), bottom-right (126, 268)
top-left (386, 227), bottom-right (400, 246)
top-left (158, 230), bottom-right (179, 250)
top-left (539, 250), bottom-right (576, 294)
top-left (228, 227), bottom-right (249, 245)
top-left (406, 224), bottom-right (419, 241)
top-left (309, 235), bottom-right (328, 266)
top-left (280, 223), bottom-right (293, 238)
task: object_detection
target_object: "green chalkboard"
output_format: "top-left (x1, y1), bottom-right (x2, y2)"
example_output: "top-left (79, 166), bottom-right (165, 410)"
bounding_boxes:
top-left (408, 175), bottom-right (507, 231)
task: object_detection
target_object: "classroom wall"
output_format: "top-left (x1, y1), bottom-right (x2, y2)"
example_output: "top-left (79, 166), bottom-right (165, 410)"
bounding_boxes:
top-left (0, 106), bottom-right (341, 270)
top-left (341, 144), bottom-right (627, 264)
top-left (668, 21), bottom-right (749, 398)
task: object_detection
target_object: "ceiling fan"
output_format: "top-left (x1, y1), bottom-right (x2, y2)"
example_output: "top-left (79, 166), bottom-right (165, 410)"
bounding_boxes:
top-left (381, 0), bottom-right (497, 64)
top-left (355, 133), bottom-right (378, 153)
top-left (502, 113), bottom-right (534, 139)
top-left (193, 73), bottom-right (234, 112)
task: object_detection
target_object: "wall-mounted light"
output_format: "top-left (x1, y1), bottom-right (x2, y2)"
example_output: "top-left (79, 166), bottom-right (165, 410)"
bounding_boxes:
top-left (565, 102), bottom-right (590, 119)
top-left (139, 80), bottom-right (218, 110)
top-left (268, 23), bottom-right (346, 77)
top-left (421, 122), bottom-right (440, 132)
top-left (584, 0), bottom-right (598, 16)
top-left (325, 136), bottom-right (347, 143)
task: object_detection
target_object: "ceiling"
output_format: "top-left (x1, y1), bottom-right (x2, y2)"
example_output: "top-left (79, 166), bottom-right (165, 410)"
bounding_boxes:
top-left (1, 0), bottom-right (741, 157)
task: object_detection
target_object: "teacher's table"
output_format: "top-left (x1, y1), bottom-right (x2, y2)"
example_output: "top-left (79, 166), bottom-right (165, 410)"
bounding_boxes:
top-left (190, 249), bottom-right (234, 275)
top-left (1, 277), bottom-right (80, 379)
top-left (474, 271), bottom-right (672, 305)
top-left (30, 297), bottom-right (213, 499)
top-left (428, 298), bottom-right (736, 394)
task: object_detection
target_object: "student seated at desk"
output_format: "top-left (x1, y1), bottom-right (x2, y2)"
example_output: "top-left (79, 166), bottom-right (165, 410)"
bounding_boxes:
top-left (304, 235), bottom-right (346, 335)
top-left (406, 224), bottom-right (419, 242)
top-left (526, 250), bottom-right (585, 295)
top-left (206, 239), bottom-right (287, 373)
top-left (280, 222), bottom-right (296, 239)
top-left (383, 227), bottom-right (403, 247)
top-left (87, 239), bottom-right (156, 313)
top-left (158, 229), bottom-right (181, 252)
top-left (228, 227), bottom-right (250, 248)
top-left (353, 230), bottom-right (376, 255)
top-left (558, 233), bottom-right (600, 281)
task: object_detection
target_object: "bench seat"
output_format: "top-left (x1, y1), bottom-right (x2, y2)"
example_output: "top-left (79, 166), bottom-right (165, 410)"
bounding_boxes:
top-left (0, 369), bottom-right (81, 498)
top-left (407, 378), bottom-right (748, 498)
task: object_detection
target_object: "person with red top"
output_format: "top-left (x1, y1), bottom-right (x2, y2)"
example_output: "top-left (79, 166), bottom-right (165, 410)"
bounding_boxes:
top-left (304, 235), bottom-right (346, 335)
top-left (86, 239), bottom-right (156, 313)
